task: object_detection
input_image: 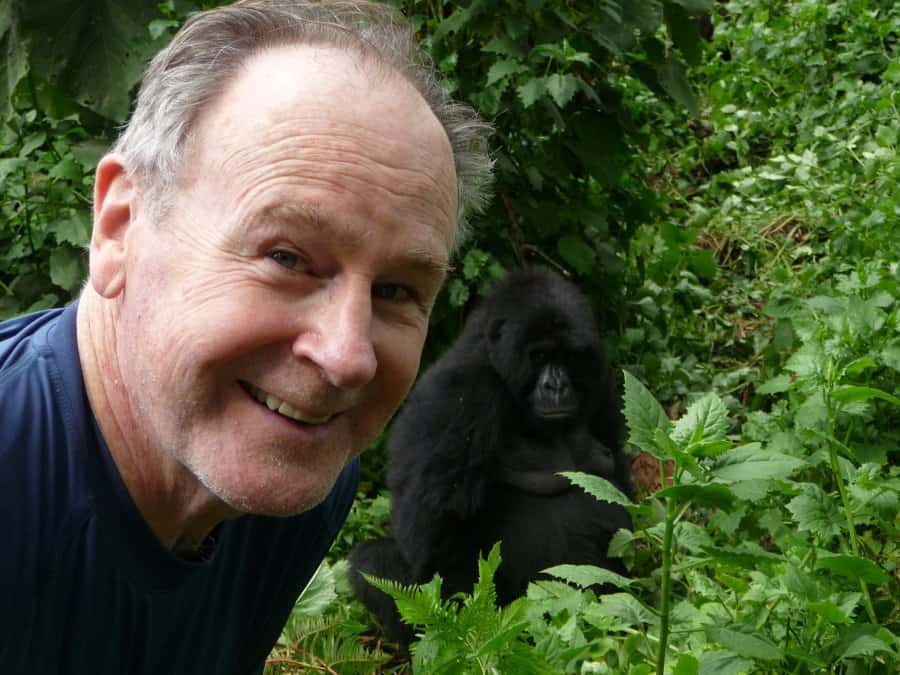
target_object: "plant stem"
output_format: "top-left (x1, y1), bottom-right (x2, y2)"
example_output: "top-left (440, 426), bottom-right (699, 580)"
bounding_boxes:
top-left (826, 396), bottom-right (878, 625)
top-left (656, 497), bottom-right (676, 675)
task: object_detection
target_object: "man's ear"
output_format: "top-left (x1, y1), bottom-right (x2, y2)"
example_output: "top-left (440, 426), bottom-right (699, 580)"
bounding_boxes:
top-left (89, 154), bottom-right (135, 298)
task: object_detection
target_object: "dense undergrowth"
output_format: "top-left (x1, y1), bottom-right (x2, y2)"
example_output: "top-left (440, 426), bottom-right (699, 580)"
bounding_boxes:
top-left (266, 2), bottom-right (900, 673)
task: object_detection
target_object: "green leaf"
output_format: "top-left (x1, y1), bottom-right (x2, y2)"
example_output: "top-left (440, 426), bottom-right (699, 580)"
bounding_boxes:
top-left (557, 234), bottom-right (596, 275)
top-left (654, 483), bottom-right (736, 510)
top-left (545, 73), bottom-right (579, 108)
top-left (707, 624), bottom-right (783, 661)
top-left (431, 1), bottom-right (484, 43)
top-left (698, 650), bottom-right (753, 675)
top-left (47, 212), bottom-right (91, 246)
top-left (671, 391), bottom-right (729, 445)
top-left (656, 58), bottom-right (698, 115)
top-left (543, 564), bottom-right (633, 589)
top-left (757, 374), bottom-right (792, 395)
top-left (560, 471), bottom-right (632, 507)
top-left (48, 156), bottom-right (82, 182)
top-left (21, 0), bottom-right (166, 120)
top-left (0, 0), bottom-right (30, 120)
top-left (831, 385), bottom-right (900, 408)
top-left (49, 245), bottom-right (86, 292)
top-left (839, 634), bottom-right (892, 660)
top-left (669, 0), bottom-right (714, 13)
top-left (664, 3), bottom-right (703, 67)
top-left (815, 553), bottom-right (891, 584)
top-left (516, 77), bottom-right (547, 108)
top-left (622, 370), bottom-right (671, 454)
top-left (673, 654), bottom-right (700, 675)
top-left (447, 278), bottom-right (469, 308)
top-left (20, 131), bottom-right (46, 156)
top-left (786, 486), bottom-right (842, 540)
top-left (711, 443), bottom-right (806, 483)
top-left (71, 138), bottom-right (109, 170)
top-left (485, 58), bottom-right (527, 86)
top-left (593, 592), bottom-right (658, 627)
top-left (0, 157), bottom-right (26, 186)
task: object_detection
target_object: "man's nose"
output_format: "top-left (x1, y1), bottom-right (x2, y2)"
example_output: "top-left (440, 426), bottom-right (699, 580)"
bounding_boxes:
top-left (293, 279), bottom-right (377, 390)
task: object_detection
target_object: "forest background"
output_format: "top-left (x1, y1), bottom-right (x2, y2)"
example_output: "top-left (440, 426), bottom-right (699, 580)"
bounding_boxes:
top-left (1, 0), bottom-right (898, 672)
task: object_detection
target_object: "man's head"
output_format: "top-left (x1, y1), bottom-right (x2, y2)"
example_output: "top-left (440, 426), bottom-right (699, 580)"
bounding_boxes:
top-left (83, 0), bottom-right (491, 520)
top-left (113, 0), bottom-right (492, 243)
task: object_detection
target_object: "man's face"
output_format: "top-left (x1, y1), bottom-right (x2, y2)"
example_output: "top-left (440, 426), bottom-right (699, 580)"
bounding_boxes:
top-left (115, 46), bottom-right (457, 515)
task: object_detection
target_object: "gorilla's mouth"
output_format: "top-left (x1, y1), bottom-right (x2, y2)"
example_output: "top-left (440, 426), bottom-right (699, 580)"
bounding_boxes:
top-left (239, 381), bottom-right (333, 425)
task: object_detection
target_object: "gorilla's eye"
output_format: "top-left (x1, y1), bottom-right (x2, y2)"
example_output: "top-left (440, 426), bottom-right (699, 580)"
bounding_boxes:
top-left (269, 249), bottom-right (300, 270)
top-left (531, 349), bottom-right (550, 365)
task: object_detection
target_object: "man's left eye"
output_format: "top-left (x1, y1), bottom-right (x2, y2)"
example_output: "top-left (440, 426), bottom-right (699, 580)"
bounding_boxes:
top-left (372, 283), bottom-right (413, 302)
top-left (269, 250), bottom-right (300, 270)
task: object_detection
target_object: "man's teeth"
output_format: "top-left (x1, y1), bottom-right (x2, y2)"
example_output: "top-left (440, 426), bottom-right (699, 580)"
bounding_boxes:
top-left (249, 386), bottom-right (331, 424)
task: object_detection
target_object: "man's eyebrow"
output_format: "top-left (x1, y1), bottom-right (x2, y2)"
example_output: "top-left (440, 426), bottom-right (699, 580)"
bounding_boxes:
top-left (256, 202), bottom-right (454, 277)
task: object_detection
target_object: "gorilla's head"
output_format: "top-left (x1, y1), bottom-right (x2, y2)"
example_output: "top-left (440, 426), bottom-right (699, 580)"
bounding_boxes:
top-left (466, 267), bottom-right (606, 431)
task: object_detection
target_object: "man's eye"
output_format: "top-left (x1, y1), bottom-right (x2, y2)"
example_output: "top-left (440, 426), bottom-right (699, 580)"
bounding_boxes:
top-left (269, 250), bottom-right (300, 270)
top-left (372, 283), bottom-right (413, 302)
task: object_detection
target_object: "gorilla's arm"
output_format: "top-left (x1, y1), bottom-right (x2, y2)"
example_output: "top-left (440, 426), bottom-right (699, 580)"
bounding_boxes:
top-left (387, 363), bottom-right (510, 557)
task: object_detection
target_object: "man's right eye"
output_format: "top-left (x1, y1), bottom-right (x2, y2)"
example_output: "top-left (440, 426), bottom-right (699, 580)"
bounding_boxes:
top-left (269, 250), bottom-right (300, 270)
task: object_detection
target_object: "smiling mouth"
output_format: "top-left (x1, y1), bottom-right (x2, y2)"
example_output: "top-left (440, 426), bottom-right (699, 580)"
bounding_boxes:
top-left (241, 382), bottom-right (333, 425)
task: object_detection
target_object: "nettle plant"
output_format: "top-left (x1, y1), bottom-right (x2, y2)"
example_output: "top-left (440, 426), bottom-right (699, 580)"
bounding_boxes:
top-left (365, 347), bottom-right (898, 674)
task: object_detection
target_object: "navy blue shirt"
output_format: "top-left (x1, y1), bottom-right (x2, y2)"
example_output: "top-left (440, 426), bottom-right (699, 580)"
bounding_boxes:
top-left (0, 304), bottom-right (359, 674)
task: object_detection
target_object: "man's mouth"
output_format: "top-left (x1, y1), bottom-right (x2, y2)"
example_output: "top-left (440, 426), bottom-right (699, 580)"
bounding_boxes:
top-left (241, 382), bottom-right (333, 425)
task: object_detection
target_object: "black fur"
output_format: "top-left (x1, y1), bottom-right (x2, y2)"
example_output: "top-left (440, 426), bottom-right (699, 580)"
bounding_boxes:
top-left (349, 267), bottom-right (634, 644)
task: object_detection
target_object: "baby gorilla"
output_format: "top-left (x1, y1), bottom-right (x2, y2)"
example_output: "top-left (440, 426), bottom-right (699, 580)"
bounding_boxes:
top-left (350, 267), bottom-right (634, 644)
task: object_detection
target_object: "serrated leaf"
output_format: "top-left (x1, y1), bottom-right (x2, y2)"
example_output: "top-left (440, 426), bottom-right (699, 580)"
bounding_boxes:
top-left (839, 634), bottom-right (892, 660)
top-left (698, 649), bottom-right (753, 675)
top-left (557, 234), bottom-right (595, 275)
top-left (622, 370), bottom-right (671, 454)
top-left (545, 73), bottom-right (579, 108)
top-left (48, 156), bottom-right (82, 182)
top-left (517, 77), bottom-right (547, 108)
top-left (707, 624), bottom-right (782, 661)
top-left (543, 564), bottom-right (633, 589)
top-left (0, 157), bottom-right (26, 186)
top-left (831, 385), bottom-right (900, 408)
top-left (560, 471), bottom-right (632, 507)
top-left (49, 245), bottom-right (86, 292)
top-left (786, 485), bottom-right (842, 539)
top-left (757, 374), bottom-right (792, 395)
top-left (655, 483), bottom-right (736, 510)
top-left (815, 553), bottom-right (890, 584)
top-left (485, 58), bottom-right (527, 86)
top-left (593, 592), bottom-right (657, 627)
top-left (711, 444), bottom-right (806, 483)
top-left (22, 1), bottom-right (165, 120)
top-left (671, 391), bottom-right (729, 445)
top-left (47, 213), bottom-right (91, 246)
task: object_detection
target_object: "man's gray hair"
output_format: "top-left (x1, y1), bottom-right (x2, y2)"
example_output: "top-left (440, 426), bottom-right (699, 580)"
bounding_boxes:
top-left (112, 0), bottom-right (492, 243)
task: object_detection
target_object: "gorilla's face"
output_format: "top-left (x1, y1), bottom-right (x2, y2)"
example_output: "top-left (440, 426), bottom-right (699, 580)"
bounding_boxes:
top-left (487, 310), bottom-right (592, 428)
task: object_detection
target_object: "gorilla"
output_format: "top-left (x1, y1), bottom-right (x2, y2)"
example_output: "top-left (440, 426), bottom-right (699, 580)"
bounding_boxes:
top-left (350, 267), bottom-right (634, 644)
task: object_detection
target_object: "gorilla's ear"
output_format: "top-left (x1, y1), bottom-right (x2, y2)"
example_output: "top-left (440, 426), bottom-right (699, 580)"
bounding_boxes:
top-left (488, 318), bottom-right (506, 343)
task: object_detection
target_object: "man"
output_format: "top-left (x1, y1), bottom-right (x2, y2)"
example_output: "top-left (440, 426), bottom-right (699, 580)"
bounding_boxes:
top-left (0, 1), bottom-right (491, 672)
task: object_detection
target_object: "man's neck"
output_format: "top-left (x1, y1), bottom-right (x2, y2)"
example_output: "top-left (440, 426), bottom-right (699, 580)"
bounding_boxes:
top-left (76, 291), bottom-right (238, 556)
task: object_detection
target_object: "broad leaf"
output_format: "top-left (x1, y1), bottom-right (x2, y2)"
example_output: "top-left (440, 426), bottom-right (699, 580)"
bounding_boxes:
top-left (559, 471), bottom-right (631, 507)
top-left (707, 624), bottom-right (783, 661)
top-left (671, 391), bottom-right (729, 445)
top-left (543, 564), bottom-right (633, 589)
top-left (815, 553), bottom-right (891, 584)
top-left (655, 483), bottom-right (736, 510)
top-left (711, 443), bottom-right (806, 483)
top-left (622, 370), bottom-right (671, 454)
